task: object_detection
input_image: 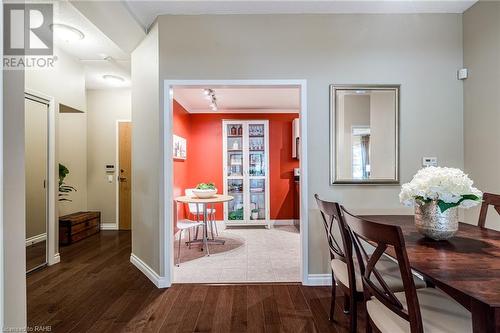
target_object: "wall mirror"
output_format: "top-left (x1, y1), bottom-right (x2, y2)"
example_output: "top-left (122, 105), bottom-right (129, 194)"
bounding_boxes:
top-left (330, 85), bottom-right (399, 184)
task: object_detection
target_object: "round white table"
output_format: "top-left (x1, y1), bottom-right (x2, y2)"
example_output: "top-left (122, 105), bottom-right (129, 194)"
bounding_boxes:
top-left (175, 194), bottom-right (233, 255)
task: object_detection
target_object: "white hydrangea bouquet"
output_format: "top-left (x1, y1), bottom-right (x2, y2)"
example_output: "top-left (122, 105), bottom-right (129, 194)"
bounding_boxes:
top-left (400, 167), bottom-right (482, 240)
top-left (399, 166), bottom-right (482, 212)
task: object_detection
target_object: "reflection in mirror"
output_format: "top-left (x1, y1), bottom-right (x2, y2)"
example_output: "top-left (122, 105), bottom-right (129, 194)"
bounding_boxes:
top-left (331, 86), bottom-right (399, 184)
top-left (25, 95), bottom-right (49, 273)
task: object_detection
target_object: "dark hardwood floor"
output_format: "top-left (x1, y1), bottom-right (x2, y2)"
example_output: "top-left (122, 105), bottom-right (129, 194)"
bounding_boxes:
top-left (27, 231), bottom-right (365, 332)
top-left (26, 240), bottom-right (47, 271)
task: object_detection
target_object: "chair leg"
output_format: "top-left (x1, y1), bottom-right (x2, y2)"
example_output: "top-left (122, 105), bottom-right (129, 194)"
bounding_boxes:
top-left (343, 294), bottom-right (350, 314)
top-left (188, 229), bottom-right (191, 249)
top-left (329, 271), bottom-right (336, 322)
top-left (349, 296), bottom-right (357, 333)
top-left (176, 230), bottom-right (183, 266)
top-left (366, 317), bottom-right (373, 333)
top-left (213, 212), bottom-right (219, 236)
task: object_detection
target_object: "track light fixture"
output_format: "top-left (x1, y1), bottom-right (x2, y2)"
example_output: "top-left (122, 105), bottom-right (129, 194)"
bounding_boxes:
top-left (203, 89), bottom-right (218, 111)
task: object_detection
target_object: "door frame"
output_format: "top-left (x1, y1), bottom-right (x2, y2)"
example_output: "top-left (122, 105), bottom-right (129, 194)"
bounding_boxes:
top-left (25, 89), bottom-right (58, 266)
top-left (161, 79), bottom-right (309, 287)
top-left (115, 119), bottom-right (132, 231)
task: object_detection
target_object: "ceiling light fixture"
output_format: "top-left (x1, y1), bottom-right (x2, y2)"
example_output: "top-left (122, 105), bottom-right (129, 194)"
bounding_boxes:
top-left (103, 74), bottom-right (125, 84)
top-left (50, 23), bottom-right (85, 42)
top-left (203, 89), bottom-right (218, 111)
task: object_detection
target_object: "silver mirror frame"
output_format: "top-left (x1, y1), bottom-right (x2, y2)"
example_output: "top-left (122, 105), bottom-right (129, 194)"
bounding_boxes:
top-left (330, 84), bottom-right (400, 185)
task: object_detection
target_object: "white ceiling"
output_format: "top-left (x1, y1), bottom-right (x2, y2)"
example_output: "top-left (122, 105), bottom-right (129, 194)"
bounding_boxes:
top-left (124, 0), bottom-right (477, 29)
top-left (174, 87), bottom-right (300, 113)
top-left (53, 1), bottom-right (131, 89)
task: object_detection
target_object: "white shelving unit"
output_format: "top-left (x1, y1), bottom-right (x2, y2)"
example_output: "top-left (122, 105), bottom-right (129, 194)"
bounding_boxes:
top-left (223, 120), bottom-right (270, 227)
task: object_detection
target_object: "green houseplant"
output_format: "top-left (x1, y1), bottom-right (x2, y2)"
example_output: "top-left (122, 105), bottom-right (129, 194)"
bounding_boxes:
top-left (59, 163), bottom-right (76, 202)
top-left (192, 182), bottom-right (217, 198)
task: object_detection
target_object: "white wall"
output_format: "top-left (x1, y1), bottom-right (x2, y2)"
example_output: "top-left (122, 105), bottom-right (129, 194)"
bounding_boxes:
top-left (3, 69), bottom-right (26, 329)
top-left (155, 14), bottom-right (464, 275)
top-left (463, 1), bottom-right (500, 229)
top-left (25, 47), bottom-right (87, 217)
top-left (87, 89), bottom-right (131, 226)
top-left (131, 23), bottom-right (161, 273)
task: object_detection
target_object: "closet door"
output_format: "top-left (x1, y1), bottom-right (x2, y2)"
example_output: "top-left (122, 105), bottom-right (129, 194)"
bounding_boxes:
top-left (25, 95), bottom-right (49, 272)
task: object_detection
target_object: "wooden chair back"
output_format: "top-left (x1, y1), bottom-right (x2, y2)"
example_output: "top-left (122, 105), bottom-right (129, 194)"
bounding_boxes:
top-left (478, 193), bottom-right (500, 228)
top-left (314, 194), bottom-right (356, 290)
top-left (341, 208), bottom-right (424, 333)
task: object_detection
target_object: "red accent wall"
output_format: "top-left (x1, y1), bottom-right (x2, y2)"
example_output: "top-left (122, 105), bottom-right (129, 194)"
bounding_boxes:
top-left (173, 100), bottom-right (191, 220)
top-left (173, 101), bottom-right (299, 221)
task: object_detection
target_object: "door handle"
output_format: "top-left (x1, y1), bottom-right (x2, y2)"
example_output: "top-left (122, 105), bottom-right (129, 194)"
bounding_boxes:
top-left (119, 177), bottom-right (127, 182)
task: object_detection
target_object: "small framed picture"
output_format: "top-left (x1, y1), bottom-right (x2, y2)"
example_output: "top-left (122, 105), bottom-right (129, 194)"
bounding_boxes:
top-left (173, 134), bottom-right (186, 160)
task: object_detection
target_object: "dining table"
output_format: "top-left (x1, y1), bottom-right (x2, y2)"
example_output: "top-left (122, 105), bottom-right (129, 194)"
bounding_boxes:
top-left (364, 215), bottom-right (500, 333)
top-left (175, 194), bottom-right (233, 256)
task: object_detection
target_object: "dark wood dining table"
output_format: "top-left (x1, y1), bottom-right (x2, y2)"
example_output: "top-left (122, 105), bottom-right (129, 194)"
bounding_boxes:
top-left (363, 215), bottom-right (500, 333)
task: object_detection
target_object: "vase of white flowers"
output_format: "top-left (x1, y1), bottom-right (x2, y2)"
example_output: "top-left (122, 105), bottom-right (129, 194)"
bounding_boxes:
top-left (399, 167), bottom-right (482, 240)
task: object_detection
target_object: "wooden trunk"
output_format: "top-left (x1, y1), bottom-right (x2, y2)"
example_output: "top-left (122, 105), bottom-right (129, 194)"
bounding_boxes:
top-left (59, 211), bottom-right (101, 246)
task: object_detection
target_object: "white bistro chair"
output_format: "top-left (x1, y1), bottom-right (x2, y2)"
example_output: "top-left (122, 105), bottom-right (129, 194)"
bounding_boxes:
top-left (175, 219), bottom-right (203, 266)
top-left (185, 188), bottom-right (219, 238)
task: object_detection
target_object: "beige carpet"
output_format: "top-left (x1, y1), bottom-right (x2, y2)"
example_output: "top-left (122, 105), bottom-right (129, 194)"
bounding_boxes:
top-left (173, 225), bottom-right (300, 283)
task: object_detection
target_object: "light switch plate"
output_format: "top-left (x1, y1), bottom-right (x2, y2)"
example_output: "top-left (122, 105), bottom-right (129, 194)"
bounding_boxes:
top-left (422, 157), bottom-right (438, 167)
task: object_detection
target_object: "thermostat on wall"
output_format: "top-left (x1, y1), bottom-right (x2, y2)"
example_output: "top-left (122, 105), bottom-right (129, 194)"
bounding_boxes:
top-left (457, 68), bottom-right (468, 80)
top-left (105, 164), bottom-right (115, 173)
top-left (422, 157), bottom-right (438, 167)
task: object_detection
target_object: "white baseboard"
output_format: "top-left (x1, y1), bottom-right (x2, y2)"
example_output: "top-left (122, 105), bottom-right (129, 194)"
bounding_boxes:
top-left (48, 253), bottom-right (60, 266)
top-left (305, 273), bottom-right (332, 286)
top-left (271, 219), bottom-right (298, 226)
top-left (130, 253), bottom-right (169, 288)
top-left (101, 223), bottom-right (118, 230)
top-left (218, 219), bottom-right (297, 227)
top-left (26, 233), bottom-right (47, 246)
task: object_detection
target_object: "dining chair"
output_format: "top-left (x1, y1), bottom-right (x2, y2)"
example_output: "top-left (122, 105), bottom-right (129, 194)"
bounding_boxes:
top-left (185, 188), bottom-right (218, 238)
top-left (478, 192), bottom-right (500, 228)
top-left (342, 209), bottom-right (472, 333)
top-left (175, 219), bottom-right (204, 266)
top-left (314, 195), bottom-right (425, 333)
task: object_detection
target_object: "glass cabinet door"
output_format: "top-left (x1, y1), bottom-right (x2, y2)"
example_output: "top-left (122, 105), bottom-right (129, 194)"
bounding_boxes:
top-left (226, 123), bottom-right (243, 177)
top-left (248, 124), bottom-right (265, 177)
top-left (227, 179), bottom-right (244, 221)
top-left (248, 123), bottom-right (266, 221)
top-left (226, 123), bottom-right (245, 221)
top-left (249, 179), bottom-right (266, 221)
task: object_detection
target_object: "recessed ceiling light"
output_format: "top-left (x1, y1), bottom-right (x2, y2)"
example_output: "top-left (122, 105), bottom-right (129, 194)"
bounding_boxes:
top-left (103, 74), bottom-right (125, 84)
top-left (50, 23), bottom-right (85, 42)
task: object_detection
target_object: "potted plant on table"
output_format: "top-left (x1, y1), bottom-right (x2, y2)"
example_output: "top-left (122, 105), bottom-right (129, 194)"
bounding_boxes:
top-left (399, 166), bottom-right (482, 240)
top-left (192, 182), bottom-right (217, 198)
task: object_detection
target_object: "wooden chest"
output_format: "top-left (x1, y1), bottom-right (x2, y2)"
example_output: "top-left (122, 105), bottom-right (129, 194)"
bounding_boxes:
top-left (59, 211), bottom-right (101, 246)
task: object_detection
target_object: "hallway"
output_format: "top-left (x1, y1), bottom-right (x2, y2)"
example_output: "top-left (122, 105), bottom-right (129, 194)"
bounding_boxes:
top-left (27, 231), bottom-right (363, 332)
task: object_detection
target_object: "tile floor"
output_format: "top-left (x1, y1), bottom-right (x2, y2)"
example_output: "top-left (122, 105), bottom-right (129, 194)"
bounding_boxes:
top-left (173, 225), bottom-right (300, 283)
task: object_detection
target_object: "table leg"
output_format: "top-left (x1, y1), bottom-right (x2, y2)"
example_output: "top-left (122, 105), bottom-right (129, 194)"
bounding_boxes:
top-left (203, 203), bottom-right (210, 256)
top-left (209, 203), bottom-right (215, 240)
top-left (471, 298), bottom-right (500, 332)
